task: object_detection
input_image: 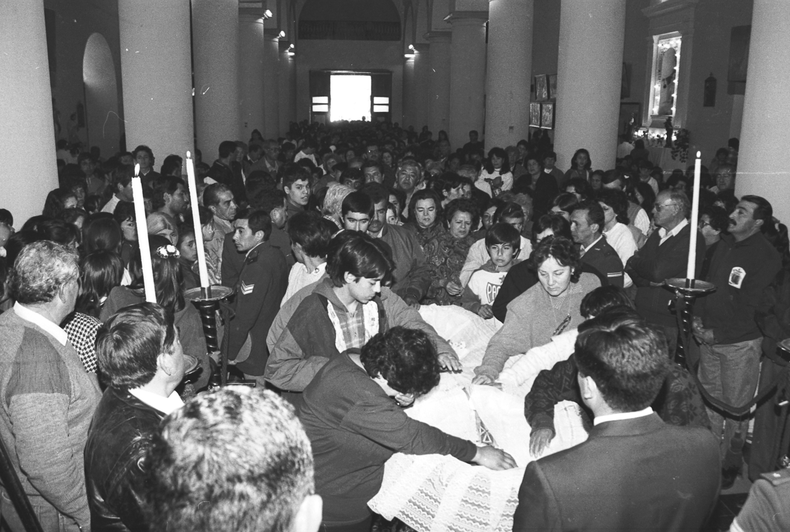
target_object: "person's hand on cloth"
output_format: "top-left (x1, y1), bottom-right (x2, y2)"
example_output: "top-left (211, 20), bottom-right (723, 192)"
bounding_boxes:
top-left (438, 352), bottom-right (462, 373)
top-left (445, 280), bottom-right (463, 297)
top-left (473, 445), bottom-right (517, 470)
top-left (477, 304), bottom-right (494, 319)
top-left (472, 373), bottom-right (496, 385)
top-left (529, 428), bottom-right (554, 458)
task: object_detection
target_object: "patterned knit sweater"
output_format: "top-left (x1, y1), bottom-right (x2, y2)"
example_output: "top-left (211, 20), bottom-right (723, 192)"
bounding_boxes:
top-left (0, 309), bottom-right (101, 527)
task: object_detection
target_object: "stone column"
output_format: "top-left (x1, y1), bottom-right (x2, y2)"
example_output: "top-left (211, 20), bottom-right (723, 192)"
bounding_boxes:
top-left (263, 30), bottom-right (281, 138)
top-left (553, 0), bottom-right (626, 172)
top-left (279, 40), bottom-right (296, 137)
top-left (118, 0), bottom-right (194, 169)
top-left (410, 44), bottom-right (432, 132)
top-left (192, 0), bottom-right (241, 158)
top-left (736, 0), bottom-right (790, 225)
top-left (485, 0), bottom-right (534, 150)
top-left (447, 12), bottom-right (488, 151)
top-left (238, 6), bottom-right (265, 143)
top-left (0, 0), bottom-right (58, 224)
top-left (426, 31), bottom-right (452, 138)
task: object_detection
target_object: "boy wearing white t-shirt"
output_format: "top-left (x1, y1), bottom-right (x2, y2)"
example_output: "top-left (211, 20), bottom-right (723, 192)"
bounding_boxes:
top-left (461, 223), bottom-right (522, 319)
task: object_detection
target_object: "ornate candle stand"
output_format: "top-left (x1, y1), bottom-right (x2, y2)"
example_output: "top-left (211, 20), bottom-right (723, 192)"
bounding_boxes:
top-left (664, 277), bottom-right (715, 367)
top-left (185, 285), bottom-right (233, 387)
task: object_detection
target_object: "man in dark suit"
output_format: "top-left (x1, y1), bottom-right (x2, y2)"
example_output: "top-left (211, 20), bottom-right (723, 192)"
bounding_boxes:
top-left (513, 312), bottom-right (720, 532)
top-left (570, 200), bottom-right (624, 288)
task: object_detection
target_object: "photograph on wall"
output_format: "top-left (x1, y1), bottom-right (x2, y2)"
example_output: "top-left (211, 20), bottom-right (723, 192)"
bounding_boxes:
top-left (540, 102), bottom-right (554, 129)
top-left (548, 75), bottom-right (557, 100)
top-left (529, 102), bottom-right (541, 127)
top-left (535, 74), bottom-right (548, 101)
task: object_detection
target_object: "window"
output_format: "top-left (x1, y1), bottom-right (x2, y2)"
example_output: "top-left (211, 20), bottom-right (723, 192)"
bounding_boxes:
top-left (650, 33), bottom-right (682, 120)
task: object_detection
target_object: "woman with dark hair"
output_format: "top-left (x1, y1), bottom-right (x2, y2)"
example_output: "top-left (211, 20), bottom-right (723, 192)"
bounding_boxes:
top-left (563, 148), bottom-right (592, 184)
top-left (159, 154), bottom-right (183, 177)
top-left (60, 207), bottom-right (88, 231)
top-left (101, 236), bottom-right (210, 391)
top-left (533, 213), bottom-right (572, 244)
top-left (597, 188), bottom-right (639, 271)
top-left (565, 177), bottom-right (593, 202)
top-left (422, 198), bottom-right (479, 306)
top-left (76, 250), bottom-right (124, 318)
top-left (630, 180), bottom-right (656, 221)
top-left (550, 192), bottom-right (580, 221)
top-left (42, 188), bottom-right (78, 219)
top-left (298, 326), bottom-right (515, 531)
top-left (37, 218), bottom-right (81, 250)
top-left (476, 147), bottom-right (513, 197)
top-left (473, 236), bottom-right (601, 384)
top-left (405, 189), bottom-right (444, 247)
top-left (82, 215), bottom-right (122, 255)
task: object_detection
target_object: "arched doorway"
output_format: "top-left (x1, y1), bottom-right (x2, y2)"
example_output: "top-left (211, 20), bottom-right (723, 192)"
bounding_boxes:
top-left (83, 33), bottom-right (121, 157)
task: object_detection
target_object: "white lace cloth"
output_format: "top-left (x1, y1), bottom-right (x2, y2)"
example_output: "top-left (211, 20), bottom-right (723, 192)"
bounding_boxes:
top-left (368, 305), bottom-right (588, 532)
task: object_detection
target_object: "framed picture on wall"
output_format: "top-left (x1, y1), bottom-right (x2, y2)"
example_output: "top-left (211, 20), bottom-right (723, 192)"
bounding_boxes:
top-left (529, 102), bottom-right (541, 127)
top-left (541, 102), bottom-right (555, 129)
top-left (535, 74), bottom-right (548, 101)
top-left (548, 75), bottom-right (558, 100)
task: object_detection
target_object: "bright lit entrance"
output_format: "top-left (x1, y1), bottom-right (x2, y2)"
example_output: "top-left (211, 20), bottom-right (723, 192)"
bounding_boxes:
top-left (330, 74), bottom-right (372, 122)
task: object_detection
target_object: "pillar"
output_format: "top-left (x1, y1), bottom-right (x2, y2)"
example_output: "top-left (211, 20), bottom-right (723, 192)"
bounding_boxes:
top-left (263, 30), bottom-right (281, 139)
top-left (279, 40), bottom-right (297, 137)
top-left (485, 0), bottom-right (534, 150)
top-left (411, 44), bottom-right (432, 133)
top-left (0, 1), bottom-right (58, 225)
top-left (192, 0), bottom-right (241, 158)
top-left (238, 6), bottom-right (265, 143)
top-left (426, 31), bottom-right (452, 138)
top-left (736, 0), bottom-right (790, 225)
top-left (447, 13), bottom-right (488, 151)
top-left (118, 0), bottom-right (194, 171)
top-left (553, 0), bottom-right (626, 172)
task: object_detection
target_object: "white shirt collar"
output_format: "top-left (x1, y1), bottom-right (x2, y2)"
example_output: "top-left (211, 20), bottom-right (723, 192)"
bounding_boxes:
top-left (129, 388), bottom-right (184, 415)
top-left (14, 302), bottom-right (68, 346)
top-left (594, 407), bottom-right (653, 426)
top-left (580, 235), bottom-right (604, 255)
top-left (658, 218), bottom-right (689, 244)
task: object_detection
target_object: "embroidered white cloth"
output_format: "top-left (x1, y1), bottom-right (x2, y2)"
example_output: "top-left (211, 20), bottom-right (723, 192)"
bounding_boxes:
top-left (369, 305), bottom-right (589, 532)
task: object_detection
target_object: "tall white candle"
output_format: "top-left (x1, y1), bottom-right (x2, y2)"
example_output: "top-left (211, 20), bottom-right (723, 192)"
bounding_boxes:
top-left (185, 151), bottom-right (210, 288)
top-left (686, 151), bottom-right (702, 280)
top-left (131, 165), bottom-right (156, 303)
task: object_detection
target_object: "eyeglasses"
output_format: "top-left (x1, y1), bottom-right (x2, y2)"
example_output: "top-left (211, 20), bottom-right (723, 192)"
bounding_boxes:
top-left (699, 221), bottom-right (712, 228)
top-left (654, 202), bottom-right (677, 212)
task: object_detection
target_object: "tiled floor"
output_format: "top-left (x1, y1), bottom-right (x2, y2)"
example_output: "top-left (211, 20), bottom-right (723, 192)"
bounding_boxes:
top-left (704, 469), bottom-right (752, 532)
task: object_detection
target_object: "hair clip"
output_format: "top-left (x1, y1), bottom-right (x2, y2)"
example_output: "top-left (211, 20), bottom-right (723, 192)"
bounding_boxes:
top-left (155, 244), bottom-right (180, 259)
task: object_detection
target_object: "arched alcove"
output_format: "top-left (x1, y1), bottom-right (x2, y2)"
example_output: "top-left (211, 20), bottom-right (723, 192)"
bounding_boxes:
top-left (83, 32), bottom-right (121, 156)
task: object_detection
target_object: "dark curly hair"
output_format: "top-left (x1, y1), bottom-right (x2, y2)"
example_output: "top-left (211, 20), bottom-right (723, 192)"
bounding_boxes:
top-left (408, 189), bottom-right (443, 225)
top-left (360, 327), bottom-right (441, 397)
top-left (595, 188), bottom-right (630, 225)
top-left (444, 198), bottom-right (480, 231)
top-left (533, 213), bottom-right (571, 241)
top-left (529, 236), bottom-right (582, 283)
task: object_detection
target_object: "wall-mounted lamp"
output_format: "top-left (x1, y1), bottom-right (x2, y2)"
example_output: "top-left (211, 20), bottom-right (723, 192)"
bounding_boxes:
top-left (405, 43), bottom-right (416, 58)
top-left (279, 30), bottom-right (286, 39)
top-left (287, 43), bottom-right (295, 57)
top-left (263, 9), bottom-right (273, 19)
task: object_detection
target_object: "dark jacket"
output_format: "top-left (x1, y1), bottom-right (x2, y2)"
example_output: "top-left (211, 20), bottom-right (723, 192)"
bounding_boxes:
top-left (513, 414), bottom-right (720, 532)
top-left (207, 160), bottom-right (245, 205)
top-left (85, 388), bottom-right (165, 532)
top-left (627, 223), bottom-right (706, 328)
top-left (226, 241), bottom-right (288, 375)
top-left (580, 235), bottom-right (624, 288)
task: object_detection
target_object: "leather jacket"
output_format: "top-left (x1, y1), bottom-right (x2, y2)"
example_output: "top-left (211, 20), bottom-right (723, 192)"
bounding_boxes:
top-left (84, 387), bottom-right (165, 531)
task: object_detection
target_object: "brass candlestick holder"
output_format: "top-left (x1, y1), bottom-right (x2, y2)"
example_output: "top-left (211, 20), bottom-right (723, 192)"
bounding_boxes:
top-left (185, 285), bottom-right (233, 387)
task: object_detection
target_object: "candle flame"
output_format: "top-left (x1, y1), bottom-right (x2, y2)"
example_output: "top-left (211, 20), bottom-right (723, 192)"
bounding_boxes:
top-left (186, 150), bottom-right (192, 159)
top-left (134, 163), bottom-right (140, 177)
top-left (696, 151), bottom-right (701, 158)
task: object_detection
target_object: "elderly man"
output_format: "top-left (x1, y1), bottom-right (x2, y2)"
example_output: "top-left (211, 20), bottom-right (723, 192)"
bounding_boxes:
top-left (146, 387), bottom-right (322, 532)
top-left (627, 189), bottom-right (705, 355)
top-left (85, 303), bottom-right (191, 531)
top-left (513, 312), bottom-right (720, 531)
top-left (203, 183), bottom-right (238, 284)
top-left (0, 241), bottom-right (101, 531)
top-left (393, 159), bottom-right (423, 216)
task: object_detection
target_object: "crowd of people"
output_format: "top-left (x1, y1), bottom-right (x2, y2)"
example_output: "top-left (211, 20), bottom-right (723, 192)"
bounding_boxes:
top-left (0, 119), bottom-right (788, 531)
